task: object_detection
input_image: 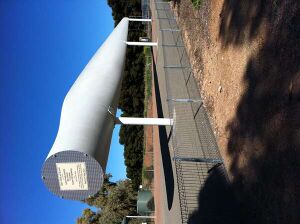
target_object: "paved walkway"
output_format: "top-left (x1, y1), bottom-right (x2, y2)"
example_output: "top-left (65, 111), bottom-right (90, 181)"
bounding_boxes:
top-left (151, 1), bottom-right (182, 223)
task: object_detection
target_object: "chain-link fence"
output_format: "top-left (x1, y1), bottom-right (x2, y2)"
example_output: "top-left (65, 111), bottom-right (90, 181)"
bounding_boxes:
top-left (151, 1), bottom-right (228, 223)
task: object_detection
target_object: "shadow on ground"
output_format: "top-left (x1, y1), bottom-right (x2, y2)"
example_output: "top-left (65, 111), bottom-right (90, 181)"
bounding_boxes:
top-left (219, 0), bottom-right (300, 223)
top-left (219, 0), bottom-right (268, 46)
top-left (188, 164), bottom-right (242, 224)
top-left (151, 49), bottom-right (175, 210)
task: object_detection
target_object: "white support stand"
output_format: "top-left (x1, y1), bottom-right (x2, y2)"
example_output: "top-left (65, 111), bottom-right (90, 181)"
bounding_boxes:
top-left (128, 18), bottom-right (152, 22)
top-left (125, 41), bottom-right (158, 46)
top-left (126, 215), bottom-right (156, 219)
top-left (116, 117), bottom-right (173, 126)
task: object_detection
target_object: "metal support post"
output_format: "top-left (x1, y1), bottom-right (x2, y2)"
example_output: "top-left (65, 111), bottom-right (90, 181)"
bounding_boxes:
top-left (167, 98), bottom-right (202, 103)
top-left (164, 65), bottom-right (188, 68)
top-left (116, 117), bottom-right (173, 126)
top-left (128, 18), bottom-right (152, 22)
top-left (126, 41), bottom-right (158, 46)
top-left (126, 216), bottom-right (156, 219)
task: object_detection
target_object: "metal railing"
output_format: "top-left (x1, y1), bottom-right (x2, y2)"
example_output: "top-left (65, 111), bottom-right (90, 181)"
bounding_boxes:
top-left (152, 1), bottom-right (226, 223)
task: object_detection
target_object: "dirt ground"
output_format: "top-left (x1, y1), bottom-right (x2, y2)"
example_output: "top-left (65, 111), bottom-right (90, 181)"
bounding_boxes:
top-left (171, 0), bottom-right (266, 170)
top-left (143, 94), bottom-right (154, 186)
top-left (171, 0), bottom-right (300, 223)
top-left (144, 88), bottom-right (153, 167)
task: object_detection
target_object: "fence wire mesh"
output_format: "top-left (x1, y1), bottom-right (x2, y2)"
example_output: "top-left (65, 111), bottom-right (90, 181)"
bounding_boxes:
top-left (151, 1), bottom-right (226, 223)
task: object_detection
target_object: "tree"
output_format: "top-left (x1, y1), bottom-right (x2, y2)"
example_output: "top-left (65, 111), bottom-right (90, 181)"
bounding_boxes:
top-left (83, 173), bottom-right (115, 208)
top-left (107, 0), bottom-right (146, 189)
top-left (77, 208), bottom-right (101, 224)
top-left (96, 179), bottom-right (137, 223)
top-left (77, 175), bottom-right (138, 224)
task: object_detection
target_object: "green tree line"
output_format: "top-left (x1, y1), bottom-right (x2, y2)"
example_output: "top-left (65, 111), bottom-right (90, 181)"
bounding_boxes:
top-left (108, 0), bottom-right (146, 189)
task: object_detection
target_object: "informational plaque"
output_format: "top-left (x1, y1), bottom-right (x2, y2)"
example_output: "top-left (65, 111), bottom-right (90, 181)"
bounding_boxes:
top-left (56, 162), bottom-right (88, 191)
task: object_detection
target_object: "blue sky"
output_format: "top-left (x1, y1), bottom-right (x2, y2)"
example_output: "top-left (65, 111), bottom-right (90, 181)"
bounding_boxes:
top-left (0, 1), bottom-right (126, 223)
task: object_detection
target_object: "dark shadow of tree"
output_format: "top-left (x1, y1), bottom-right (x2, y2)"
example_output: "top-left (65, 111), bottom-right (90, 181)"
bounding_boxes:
top-left (219, 0), bottom-right (300, 223)
top-left (219, 0), bottom-right (268, 46)
top-left (188, 164), bottom-right (243, 224)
